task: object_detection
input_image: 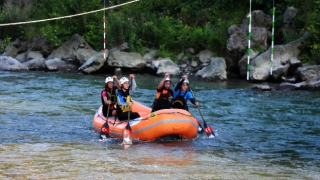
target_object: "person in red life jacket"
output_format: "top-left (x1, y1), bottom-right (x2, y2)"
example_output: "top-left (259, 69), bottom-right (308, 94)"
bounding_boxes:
top-left (101, 75), bottom-right (120, 117)
top-left (171, 75), bottom-right (199, 111)
top-left (151, 72), bottom-right (173, 112)
top-left (116, 74), bottom-right (141, 120)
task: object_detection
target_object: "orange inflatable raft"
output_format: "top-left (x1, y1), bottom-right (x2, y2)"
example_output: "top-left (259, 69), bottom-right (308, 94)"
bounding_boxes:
top-left (92, 100), bottom-right (199, 141)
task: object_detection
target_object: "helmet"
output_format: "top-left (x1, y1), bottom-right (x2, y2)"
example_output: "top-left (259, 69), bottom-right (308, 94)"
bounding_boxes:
top-left (180, 79), bottom-right (189, 84)
top-left (165, 77), bottom-right (170, 81)
top-left (119, 77), bottom-right (129, 85)
top-left (105, 77), bottom-right (113, 83)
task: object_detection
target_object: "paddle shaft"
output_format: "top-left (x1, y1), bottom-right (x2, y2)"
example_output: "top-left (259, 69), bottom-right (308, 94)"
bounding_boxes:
top-left (123, 79), bottom-right (133, 145)
top-left (100, 80), bottom-right (114, 138)
top-left (189, 87), bottom-right (215, 137)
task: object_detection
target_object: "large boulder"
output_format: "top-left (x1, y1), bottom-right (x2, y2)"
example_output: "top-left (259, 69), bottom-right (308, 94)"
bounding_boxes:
top-left (151, 58), bottom-right (180, 76)
top-left (22, 57), bottom-right (46, 70)
top-left (45, 58), bottom-right (67, 71)
top-left (47, 34), bottom-right (93, 64)
top-left (297, 65), bottom-right (320, 81)
top-left (249, 35), bottom-right (305, 81)
top-left (30, 35), bottom-right (54, 56)
top-left (226, 10), bottom-right (271, 73)
top-left (196, 57), bottom-right (227, 81)
top-left (75, 48), bottom-right (98, 65)
top-left (238, 49), bottom-right (260, 77)
top-left (197, 50), bottom-right (213, 63)
top-left (26, 51), bottom-right (43, 61)
top-left (283, 7), bottom-right (298, 30)
top-left (143, 50), bottom-right (158, 60)
top-left (274, 76), bottom-right (320, 91)
top-left (78, 51), bottom-right (106, 74)
top-left (2, 42), bottom-right (19, 58)
top-left (108, 51), bottom-right (147, 71)
top-left (0, 56), bottom-right (27, 71)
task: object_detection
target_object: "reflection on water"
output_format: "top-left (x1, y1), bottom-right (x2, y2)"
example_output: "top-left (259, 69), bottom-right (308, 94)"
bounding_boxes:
top-left (0, 71), bottom-right (320, 180)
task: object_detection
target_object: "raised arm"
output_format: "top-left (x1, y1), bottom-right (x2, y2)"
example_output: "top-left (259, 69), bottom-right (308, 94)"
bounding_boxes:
top-left (174, 75), bottom-right (188, 91)
top-left (158, 73), bottom-right (170, 89)
top-left (113, 75), bottom-right (120, 89)
top-left (129, 74), bottom-right (136, 92)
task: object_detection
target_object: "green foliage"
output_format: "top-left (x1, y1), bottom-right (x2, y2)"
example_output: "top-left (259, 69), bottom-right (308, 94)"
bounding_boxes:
top-left (156, 44), bottom-right (177, 61)
top-left (282, 30), bottom-right (300, 44)
top-left (252, 44), bottom-right (264, 53)
top-left (298, 53), bottom-right (312, 64)
top-left (304, 0), bottom-right (320, 64)
top-left (0, 37), bottom-right (11, 52)
top-left (0, 0), bottom-right (34, 39)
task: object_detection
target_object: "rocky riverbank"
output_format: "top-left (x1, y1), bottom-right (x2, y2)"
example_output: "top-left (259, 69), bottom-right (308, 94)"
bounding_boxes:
top-left (1, 7), bottom-right (320, 90)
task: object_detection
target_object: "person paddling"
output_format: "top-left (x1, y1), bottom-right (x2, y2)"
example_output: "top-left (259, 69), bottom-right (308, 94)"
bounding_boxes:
top-left (116, 74), bottom-right (141, 120)
top-left (101, 75), bottom-right (120, 117)
top-left (151, 72), bottom-right (173, 112)
top-left (171, 75), bottom-right (199, 111)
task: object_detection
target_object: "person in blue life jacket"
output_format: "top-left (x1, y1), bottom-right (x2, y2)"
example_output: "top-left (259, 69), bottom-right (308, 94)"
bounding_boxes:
top-left (151, 72), bottom-right (174, 112)
top-left (116, 74), bottom-right (141, 120)
top-left (101, 75), bottom-right (120, 117)
top-left (171, 75), bottom-right (199, 111)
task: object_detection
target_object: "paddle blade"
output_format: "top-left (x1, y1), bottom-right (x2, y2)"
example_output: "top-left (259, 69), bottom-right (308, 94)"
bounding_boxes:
top-left (203, 121), bottom-right (215, 138)
top-left (123, 122), bottom-right (132, 145)
top-left (99, 121), bottom-right (110, 140)
top-left (195, 118), bottom-right (204, 134)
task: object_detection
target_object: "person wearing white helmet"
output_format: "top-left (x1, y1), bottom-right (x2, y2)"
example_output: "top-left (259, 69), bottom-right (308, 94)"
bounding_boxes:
top-left (115, 74), bottom-right (140, 120)
top-left (151, 72), bottom-right (173, 112)
top-left (170, 75), bottom-right (199, 111)
top-left (101, 75), bottom-right (120, 117)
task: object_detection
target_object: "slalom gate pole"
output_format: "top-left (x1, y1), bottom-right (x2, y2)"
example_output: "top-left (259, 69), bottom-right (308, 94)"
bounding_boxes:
top-left (103, 0), bottom-right (106, 60)
top-left (246, 0), bottom-right (252, 80)
top-left (270, 0), bottom-right (275, 75)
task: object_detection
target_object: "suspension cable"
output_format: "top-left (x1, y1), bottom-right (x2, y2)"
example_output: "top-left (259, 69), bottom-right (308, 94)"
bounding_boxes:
top-left (0, 0), bottom-right (139, 27)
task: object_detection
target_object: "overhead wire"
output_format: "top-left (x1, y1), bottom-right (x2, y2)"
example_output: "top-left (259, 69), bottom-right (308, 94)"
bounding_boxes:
top-left (0, 0), bottom-right (139, 26)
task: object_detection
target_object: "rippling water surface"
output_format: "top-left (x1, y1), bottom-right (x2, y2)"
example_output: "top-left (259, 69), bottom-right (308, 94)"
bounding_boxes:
top-left (0, 71), bottom-right (319, 180)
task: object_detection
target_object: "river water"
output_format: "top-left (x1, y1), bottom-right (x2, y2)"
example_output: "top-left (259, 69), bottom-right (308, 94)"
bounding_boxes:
top-left (0, 71), bottom-right (319, 180)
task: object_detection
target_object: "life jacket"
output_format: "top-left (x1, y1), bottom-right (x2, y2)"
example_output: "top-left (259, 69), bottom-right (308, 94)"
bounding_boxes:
top-left (116, 88), bottom-right (132, 113)
top-left (152, 87), bottom-right (173, 112)
top-left (101, 87), bottom-right (117, 116)
top-left (170, 89), bottom-right (188, 111)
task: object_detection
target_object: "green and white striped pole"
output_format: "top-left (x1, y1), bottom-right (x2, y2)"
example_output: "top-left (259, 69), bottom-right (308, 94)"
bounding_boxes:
top-left (270, 0), bottom-right (275, 75)
top-left (246, 0), bottom-right (252, 80)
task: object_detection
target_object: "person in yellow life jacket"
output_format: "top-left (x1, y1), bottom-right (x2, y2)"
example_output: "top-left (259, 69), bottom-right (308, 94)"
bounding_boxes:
top-left (171, 75), bottom-right (199, 111)
top-left (151, 72), bottom-right (173, 112)
top-left (116, 74), bottom-right (141, 121)
top-left (101, 75), bottom-right (120, 117)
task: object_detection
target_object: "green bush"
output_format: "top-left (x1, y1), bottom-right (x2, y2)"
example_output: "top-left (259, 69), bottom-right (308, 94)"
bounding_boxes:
top-left (0, 37), bottom-right (11, 52)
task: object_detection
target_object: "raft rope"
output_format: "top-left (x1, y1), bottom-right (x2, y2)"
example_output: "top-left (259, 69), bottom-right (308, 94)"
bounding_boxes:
top-left (103, 0), bottom-right (106, 60)
top-left (270, 0), bottom-right (275, 75)
top-left (0, 0), bottom-right (139, 26)
top-left (246, 0), bottom-right (252, 80)
top-left (99, 111), bottom-right (195, 125)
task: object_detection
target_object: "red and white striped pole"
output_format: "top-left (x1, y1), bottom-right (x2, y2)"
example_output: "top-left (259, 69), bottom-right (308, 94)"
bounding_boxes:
top-left (103, 0), bottom-right (106, 59)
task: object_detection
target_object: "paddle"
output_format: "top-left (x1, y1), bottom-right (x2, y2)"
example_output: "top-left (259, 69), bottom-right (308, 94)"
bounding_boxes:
top-left (122, 105), bottom-right (132, 145)
top-left (189, 87), bottom-right (215, 138)
top-left (99, 80), bottom-right (114, 140)
top-left (123, 78), bottom-right (133, 145)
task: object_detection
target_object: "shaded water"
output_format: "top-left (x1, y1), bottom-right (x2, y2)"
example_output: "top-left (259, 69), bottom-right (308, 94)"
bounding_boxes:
top-left (0, 71), bottom-right (319, 179)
